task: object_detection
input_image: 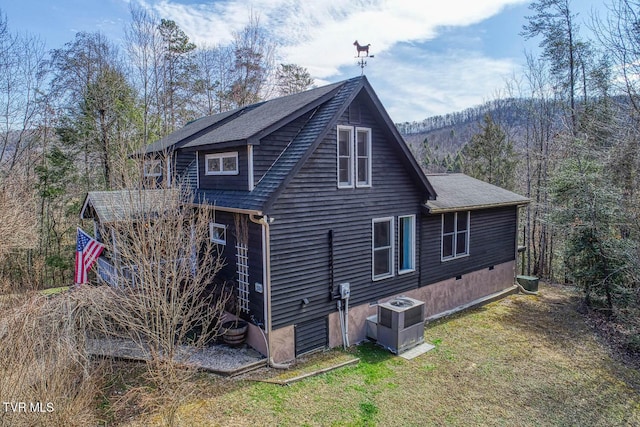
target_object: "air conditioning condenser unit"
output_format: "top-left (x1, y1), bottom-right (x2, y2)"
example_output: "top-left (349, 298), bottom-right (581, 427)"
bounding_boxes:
top-left (376, 296), bottom-right (425, 354)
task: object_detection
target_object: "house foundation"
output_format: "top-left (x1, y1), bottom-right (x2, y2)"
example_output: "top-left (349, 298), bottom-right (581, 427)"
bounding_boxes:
top-left (327, 260), bottom-right (517, 349)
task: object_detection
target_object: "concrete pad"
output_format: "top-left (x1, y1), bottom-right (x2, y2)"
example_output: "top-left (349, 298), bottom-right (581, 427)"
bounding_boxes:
top-left (399, 342), bottom-right (436, 360)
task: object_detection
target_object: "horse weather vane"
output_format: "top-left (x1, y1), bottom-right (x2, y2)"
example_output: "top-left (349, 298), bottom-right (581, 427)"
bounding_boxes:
top-left (353, 40), bottom-right (374, 75)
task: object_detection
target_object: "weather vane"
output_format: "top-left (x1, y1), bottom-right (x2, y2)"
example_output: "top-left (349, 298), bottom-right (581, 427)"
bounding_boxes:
top-left (353, 40), bottom-right (374, 75)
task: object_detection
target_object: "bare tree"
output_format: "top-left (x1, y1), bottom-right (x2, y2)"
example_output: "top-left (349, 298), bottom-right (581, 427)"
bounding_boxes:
top-left (228, 12), bottom-right (277, 107)
top-left (0, 9), bottom-right (47, 174)
top-left (83, 178), bottom-right (230, 424)
top-left (125, 3), bottom-right (164, 148)
top-left (592, 0), bottom-right (640, 115)
top-left (522, 0), bottom-right (585, 134)
top-left (192, 45), bottom-right (235, 115)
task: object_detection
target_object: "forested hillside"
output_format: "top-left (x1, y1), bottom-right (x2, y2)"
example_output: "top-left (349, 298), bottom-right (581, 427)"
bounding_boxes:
top-left (1, 0), bottom-right (640, 359)
top-left (0, 7), bottom-right (314, 290)
top-left (398, 98), bottom-right (532, 172)
top-left (398, 0), bottom-right (640, 358)
top-left (1, 1), bottom-right (640, 424)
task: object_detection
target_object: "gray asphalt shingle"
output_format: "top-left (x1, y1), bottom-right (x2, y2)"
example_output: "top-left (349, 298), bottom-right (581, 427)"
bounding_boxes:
top-left (425, 174), bottom-right (530, 212)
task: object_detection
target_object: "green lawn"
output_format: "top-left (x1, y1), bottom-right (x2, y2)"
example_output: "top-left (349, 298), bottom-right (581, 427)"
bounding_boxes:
top-left (123, 284), bottom-right (640, 426)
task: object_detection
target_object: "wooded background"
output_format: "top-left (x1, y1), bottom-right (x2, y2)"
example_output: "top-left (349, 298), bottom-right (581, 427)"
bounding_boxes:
top-left (1, 1), bottom-right (639, 345)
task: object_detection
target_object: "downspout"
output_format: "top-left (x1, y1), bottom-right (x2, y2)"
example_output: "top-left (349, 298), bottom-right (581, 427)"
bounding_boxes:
top-left (249, 213), bottom-right (290, 369)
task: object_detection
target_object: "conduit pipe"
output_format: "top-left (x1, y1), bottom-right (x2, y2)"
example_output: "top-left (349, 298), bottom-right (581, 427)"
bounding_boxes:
top-left (249, 214), bottom-right (290, 369)
top-left (337, 300), bottom-right (346, 349)
top-left (344, 296), bottom-right (350, 347)
top-left (516, 281), bottom-right (539, 296)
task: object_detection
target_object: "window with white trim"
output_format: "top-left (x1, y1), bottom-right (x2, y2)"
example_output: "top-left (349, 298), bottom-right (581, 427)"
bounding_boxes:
top-left (143, 159), bottom-right (162, 177)
top-left (209, 222), bottom-right (227, 245)
top-left (356, 128), bottom-right (371, 187)
top-left (372, 217), bottom-right (394, 280)
top-left (442, 211), bottom-right (469, 260)
top-left (205, 152), bottom-right (238, 175)
top-left (337, 126), bottom-right (353, 188)
top-left (337, 125), bottom-right (372, 188)
top-left (399, 215), bottom-right (415, 273)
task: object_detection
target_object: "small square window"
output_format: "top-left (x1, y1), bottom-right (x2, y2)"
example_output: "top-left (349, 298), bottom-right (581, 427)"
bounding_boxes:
top-left (210, 222), bottom-right (226, 245)
top-left (207, 157), bottom-right (220, 173)
top-left (143, 159), bottom-right (162, 177)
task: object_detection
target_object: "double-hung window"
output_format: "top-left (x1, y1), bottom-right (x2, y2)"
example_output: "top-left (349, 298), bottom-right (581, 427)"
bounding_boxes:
top-left (355, 128), bottom-right (371, 187)
top-left (337, 126), bottom-right (353, 188)
top-left (205, 152), bottom-right (238, 175)
top-left (372, 217), bottom-right (394, 280)
top-left (441, 211), bottom-right (469, 260)
top-left (337, 126), bottom-right (371, 188)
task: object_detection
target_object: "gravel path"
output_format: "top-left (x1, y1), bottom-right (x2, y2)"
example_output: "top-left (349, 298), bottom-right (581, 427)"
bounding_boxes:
top-left (87, 337), bottom-right (266, 375)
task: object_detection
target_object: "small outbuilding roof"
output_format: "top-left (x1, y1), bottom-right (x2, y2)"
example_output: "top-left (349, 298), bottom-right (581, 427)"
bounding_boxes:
top-left (80, 189), bottom-right (181, 223)
top-left (425, 174), bottom-right (529, 213)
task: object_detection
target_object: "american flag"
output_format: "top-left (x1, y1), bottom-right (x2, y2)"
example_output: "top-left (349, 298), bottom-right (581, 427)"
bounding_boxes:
top-left (74, 227), bottom-right (104, 285)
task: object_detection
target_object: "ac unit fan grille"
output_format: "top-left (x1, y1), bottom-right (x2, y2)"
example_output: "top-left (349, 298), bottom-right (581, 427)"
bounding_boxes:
top-left (404, 306), bottom-right (423, 328)
top-left (379, 306), bottom-right (392, 328)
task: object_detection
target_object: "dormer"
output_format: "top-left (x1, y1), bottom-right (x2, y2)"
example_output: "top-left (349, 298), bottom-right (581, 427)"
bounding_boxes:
top-left (195, 145), bottom-right (254, 191)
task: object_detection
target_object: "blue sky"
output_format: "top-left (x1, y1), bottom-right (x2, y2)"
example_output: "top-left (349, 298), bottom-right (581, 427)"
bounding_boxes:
top-left (1, 0), bottom-right (603, 122)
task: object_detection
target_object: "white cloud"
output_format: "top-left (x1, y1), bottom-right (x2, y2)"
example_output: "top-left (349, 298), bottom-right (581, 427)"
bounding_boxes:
top-left (370, 49), bottom-right (518, 122)
top-left (137, 0), bottom-right (527, 120)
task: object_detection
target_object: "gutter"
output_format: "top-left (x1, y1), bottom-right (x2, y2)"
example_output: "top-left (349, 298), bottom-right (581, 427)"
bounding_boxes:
top-left (186, 202), bottom-right (262, 217)
top-left (424, 200), bottom-right (530, 214)
top-left (249, 213), bottom-right (290, 369)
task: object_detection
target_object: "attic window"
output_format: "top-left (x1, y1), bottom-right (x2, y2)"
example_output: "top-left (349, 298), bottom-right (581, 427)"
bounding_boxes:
top-left (143, 159), bottom-right (162, 177)
top-left (337, 125), bottom-right (372, 188)
top-left (205, 152), bottom-right (238, 175)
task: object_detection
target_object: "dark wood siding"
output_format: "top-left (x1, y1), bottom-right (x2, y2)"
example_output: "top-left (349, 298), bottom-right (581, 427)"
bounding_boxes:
top-left (268, 99), bottom-right (425, 329)
top-left (209, 210), bottom-right (264, 325)
top-left (295, 317), bottom-right (328, 356)
top-left (174, 151), bottom-right (194, 179)
top-left (253, 111), bottom-right (313, 185)
top-left (198, 148), bottom-right (248, 191)
top-left (420, 206), bottom-right (518, 285)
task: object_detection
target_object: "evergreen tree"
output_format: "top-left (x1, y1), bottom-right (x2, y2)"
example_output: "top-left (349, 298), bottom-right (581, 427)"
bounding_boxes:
top-left (462, 114), bottom-right (517, 189)
top-left (275, 63), bottom-right (314, 96)
top-left (158, 19), bottom-right (197, 132)
top-left (50, 32), bottom-right (138, 189)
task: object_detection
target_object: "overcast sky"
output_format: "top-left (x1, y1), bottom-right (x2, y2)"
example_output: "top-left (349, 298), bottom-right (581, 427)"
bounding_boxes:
top-left (2, 0), bottom-right (603, 122)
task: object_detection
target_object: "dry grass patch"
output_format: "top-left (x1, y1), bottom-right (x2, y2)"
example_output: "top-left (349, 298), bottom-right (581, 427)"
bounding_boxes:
top-left (119, 283), bottom-right (640, 426)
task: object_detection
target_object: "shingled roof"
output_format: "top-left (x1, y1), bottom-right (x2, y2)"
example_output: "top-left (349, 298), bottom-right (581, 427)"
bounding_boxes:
top-left (143, 81), bottom-right (345, 154)
top-left (80, 189), bottom-right (181, 223)
top-left (425, 174), bottom-right (529, 213)
top-left (194, 77), bottom-right (364, 212)
top-left (132, 76), bottom-right (435, 213)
